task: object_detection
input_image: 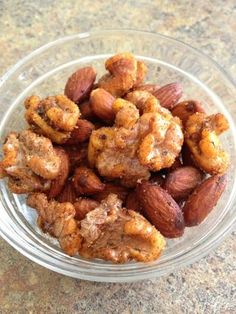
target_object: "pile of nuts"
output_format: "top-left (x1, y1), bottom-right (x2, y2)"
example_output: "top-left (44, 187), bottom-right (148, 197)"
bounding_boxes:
top-left (0, 53), bottom-right (229, 263)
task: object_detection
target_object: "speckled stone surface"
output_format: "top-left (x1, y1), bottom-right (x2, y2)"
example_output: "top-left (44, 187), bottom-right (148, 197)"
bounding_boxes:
top-left (0, 1), bottom-right (236, 313)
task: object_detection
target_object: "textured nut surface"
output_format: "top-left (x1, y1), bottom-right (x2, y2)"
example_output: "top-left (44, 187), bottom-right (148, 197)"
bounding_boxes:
top-left (72, 166), bottom-right (105, 195)
top-left (137, 182), bottom-right (185, 238)
top-left (64, 119), bottom-right (95, 145)
top-left (185, 113), bottom-right (229, 174)
top-left (48, 148), bottom-right (69, 198)
top-left (90, 88), bottom-right (115, 123)
top-left (153, 82), bottom-right (183, 110)
top-left (25, 95), bottom-right (80, 144)
top-left (74, 198), bottom-right (100, 220)
top-left (64, 66), bottom-right (96, 104)
top-left (183, 174), bottom-right (227, 226)
top-left (172, 100), bottom-right (205, 125)
top-left (163, 166), bottom-right (202, 200)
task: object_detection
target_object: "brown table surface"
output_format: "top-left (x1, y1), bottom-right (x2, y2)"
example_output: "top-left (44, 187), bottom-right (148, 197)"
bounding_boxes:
top-left (0, 1), bottom-right (235, 313)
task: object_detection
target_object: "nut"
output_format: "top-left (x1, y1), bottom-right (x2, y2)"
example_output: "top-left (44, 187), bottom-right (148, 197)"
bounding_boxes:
top-left (93, 182), bottom-right (128, 202)
top-left (137, 181), bottom-right (185, 238)
top-left (125, 191), bottom-right (142, 213)
top-left (74, 198), bottom-right (99, 220)
top-left (64, 66), bottom-right (96, 104)
top-left (90, 88), bottom-right (115, 123)
top-left (48, 148), bottom-right (70, 198)
top-left (64, 119), bottom-right (95, 145)
top-left (79, 100), bottom-right (97, 121)
top-left (183, 174), bottom-right (227, 226)
top-left (171, 100), bottom-right (205, 125)
top-left (72, 166), bottom-right (105, 195)
top-left (163, 166), bottom-right (202, 200)
top-left (153, 82), bottom-right (183, 110)
top-left (57, 180), bottom-right (77, 203)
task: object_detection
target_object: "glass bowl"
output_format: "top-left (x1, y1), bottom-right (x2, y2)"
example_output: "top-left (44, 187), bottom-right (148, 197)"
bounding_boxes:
top-left (0, 30), bottom-right (236, 283)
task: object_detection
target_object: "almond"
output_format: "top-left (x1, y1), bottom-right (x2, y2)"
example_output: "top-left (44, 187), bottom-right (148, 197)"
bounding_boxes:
top-left (137, 182), bottom-right (185, 238)
top-left (57, 180), bottom-right (77, 203)
top-left (79, 100), bottom-right (97, 121)
top-left (64, 67), bottom-right (96, 104)
top-left (134, 83), bottom-right (160, 94)
top-left (93, 182), bottom-right (128, 202)
top-left (153, 82), bottom-right (183, 110)
top-left (64, 119), bottom-right (95, 145)
top-left (48, 148), bottom-right (69, 198)
top-left (90, 88), bottom-right (115, 123)
top-left (183, 174), bottom-right (227, 226)
top-left (74, 198), bottom-right (99, 220)
top-left (163, 166), bottom-right (202, 200)
top-left (172, 100), bottom-right (205, 125)
top-left (125, 191), bottom-right (142, 213)
top-left (72, 166), bottom-right (105, 195)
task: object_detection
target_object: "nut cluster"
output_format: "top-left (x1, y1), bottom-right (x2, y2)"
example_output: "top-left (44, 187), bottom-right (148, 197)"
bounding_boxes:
top-left (0, 52), bottom-right (230, 263)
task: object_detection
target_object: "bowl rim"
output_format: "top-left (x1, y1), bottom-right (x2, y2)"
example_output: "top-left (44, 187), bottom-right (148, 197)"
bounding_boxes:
top-left (0, 29), bottom-right (236, 282)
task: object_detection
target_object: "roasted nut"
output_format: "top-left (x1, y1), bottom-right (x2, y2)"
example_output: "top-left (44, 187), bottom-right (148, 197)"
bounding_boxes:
top-left (64, 119), bottom-right (95, 145)
top-left (98, 53), bottom-right (146, 97)
top-left (25, 95), bottom-right (80, 144)
top-left (79, 100), bottom-right (97, 121)
top-left (137, 181), bottom-right (185, 238)
top-left (163, 166), bottom-right (202, 200)
top-left (185, 113), bottom-right (229, 174)
top-left (125, 191), bottom-right (142, 213)
top-left (153, 82), bottom-right (183, 110)
top-left (172, 100), bottom-right (205, 125)
top-left (48, 148), bottom-right (69, 198)
top-left (90, 88), bottom-right (115, 123)
top-left (74, 198), bottom-right (99, 220)
top-left (79, 194), bottom-right (165, 263)
top-left (93, 183), bottom-right (128, 202)
top-left (64, 66), bottom-right (96, 104)
top-left (57, 180), bottom-right (77, 203)
top-left (72, 166), bottom-right (105, 195)
top-left (27, 193), bottom-right (81, 256)
top-left (183, 174), bottom-right (227, 226)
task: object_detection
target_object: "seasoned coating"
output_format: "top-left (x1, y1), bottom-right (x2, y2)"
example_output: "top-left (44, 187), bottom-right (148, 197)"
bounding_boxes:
top-left (80, 194), bottom-right (165, 263)
top-left (98, 53), bottom-right (147, 97)
top-left (0, 130), bottom-right (60, 193)
top-left (27, 193), bottom-right (81, 256)
top-left (185, 113), bottom-right (229, 174)
top-left (88, 93), bottom-right (183, 186)
top-left (25, 95), bottom-right (80, 144)
top-left (19, 130), bottom-right (60, 180)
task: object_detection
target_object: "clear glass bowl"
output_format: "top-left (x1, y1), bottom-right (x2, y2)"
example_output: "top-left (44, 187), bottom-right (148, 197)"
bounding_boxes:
top-left (0, 30), bottom-right (236, 282)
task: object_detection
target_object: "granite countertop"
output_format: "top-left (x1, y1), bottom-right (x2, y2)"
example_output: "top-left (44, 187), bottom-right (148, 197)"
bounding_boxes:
top-left (0, 1), bottom-right (236, 313)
